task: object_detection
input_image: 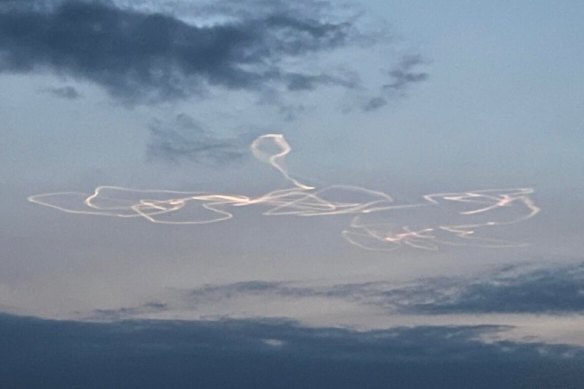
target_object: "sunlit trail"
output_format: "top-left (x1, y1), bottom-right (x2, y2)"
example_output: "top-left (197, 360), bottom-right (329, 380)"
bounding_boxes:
top-left (251, 134), bottom-right (314, 191)
top-left (28, 134), bottom-right (540, 251)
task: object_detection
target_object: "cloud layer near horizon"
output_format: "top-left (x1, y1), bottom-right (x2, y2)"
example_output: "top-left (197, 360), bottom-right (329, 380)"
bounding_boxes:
top-left (89, 262), bottom-right (584, 320)
top-left (1, 313), bottom-right (583, 389)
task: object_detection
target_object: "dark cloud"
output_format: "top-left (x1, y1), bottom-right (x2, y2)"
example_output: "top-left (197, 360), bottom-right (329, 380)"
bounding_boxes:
top-left (147, 114), bottom-right (247, 164)
top-left (168, 279), bottom-right (439, 312)
top-left (403, 263), bottom-right (584, 315)
top-left (43, 85), bottom-right (80, 99)
top-left (363, 96), bottom-right (387, 111)
top-left (1, 0), bottom-right (429, 112)
top-left (361, 55), bottom-right (429, 111)
top-left (121, 263), bottom-right (584, 316)
top-left (92, 302), bottom-right (168, 320)
top-left (183, 0), bottom-right (345, 22)
top-left (1, 313), bottom-right (583, 388)
top-left (384, 55), bottom-right (429, 91)
top-left (83, 281), bottom-right (403, 317)
top-left (277, 103), bottom-right (307, 121)
top-left (0, 0), bottom-right (43, 12)
top-left (186, 281), bottom-right (321, 302)
top-left (0, 1), bottom-right (360, 104)
top-left (179, 280), bottom-right (403, 304)
top-left (1, 0), bottom-right (428, 164)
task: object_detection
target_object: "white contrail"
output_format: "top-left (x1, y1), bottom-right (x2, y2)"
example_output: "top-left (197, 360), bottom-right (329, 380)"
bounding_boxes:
top-left (28, 134), bottom-right (539, 251)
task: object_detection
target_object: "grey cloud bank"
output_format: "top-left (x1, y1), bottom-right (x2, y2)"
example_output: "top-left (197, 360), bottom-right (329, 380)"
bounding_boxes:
top-left (0, 0), bottom-right (427, 107)
top-left (405, 263), bottom-right (584, 315)
top-left (107, 262), bottom-right (584, 318)
top-left (0, 1), bottom-right (372, 104)
top-left (0, 0), bottom-right (429, 167)
top-left (0, 1), bottom-right (349, 102)
top-left (178, 262), bottom-right (584, 315)
top-left (1, 313), bottom-right (583, 389)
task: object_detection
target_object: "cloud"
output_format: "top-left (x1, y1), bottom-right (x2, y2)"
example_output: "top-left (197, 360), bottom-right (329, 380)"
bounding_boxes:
top-left (105, 263), bottom-right (584, 317)
top-left (147, 114), bottom-right (247, 164)
top-left (42, 85), bottom-right (81, 99)
top-left (0, 1), bottom-right (365, 104)
top-left (169, 0), bottom-right (347, 22)
top-left (92, 302), bottom-right (168, 321)
top-left (362, 96), bottom-right (387, 111)
top-left (1, 313), bottom-right (583, 388)
top-left (1, 0), bottom-right (429, 111)
top-left (361, 54), bottom-right (429, 111)
top-left (384, 54), bottom-right (429, 92)
top-left (402, 263), bottom-right (584, 315)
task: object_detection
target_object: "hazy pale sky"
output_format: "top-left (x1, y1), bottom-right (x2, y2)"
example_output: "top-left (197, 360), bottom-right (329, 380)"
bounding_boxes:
top-left (1, 1), bottom-right (584, 387)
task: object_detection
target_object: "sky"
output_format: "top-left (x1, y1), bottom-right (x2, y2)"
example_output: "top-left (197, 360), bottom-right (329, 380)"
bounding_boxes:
top-left (1, 0), bottom-right (584, 387)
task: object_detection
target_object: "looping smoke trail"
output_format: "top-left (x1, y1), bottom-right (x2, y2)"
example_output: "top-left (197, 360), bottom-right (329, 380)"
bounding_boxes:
top-left (28, 134), bottom-right (540, 251)
top-left (341, 187), bottom-right (539, 251)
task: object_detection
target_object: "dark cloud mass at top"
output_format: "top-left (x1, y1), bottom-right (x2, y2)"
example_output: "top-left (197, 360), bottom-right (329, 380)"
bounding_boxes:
top-left (0, 0), bottom-right (365, 104)
top-left (0, 0), bottom-right (429, 163)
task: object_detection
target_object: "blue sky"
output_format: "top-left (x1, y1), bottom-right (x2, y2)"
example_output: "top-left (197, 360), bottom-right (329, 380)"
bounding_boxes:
top-left (1, 0), bottom-right (584, 387)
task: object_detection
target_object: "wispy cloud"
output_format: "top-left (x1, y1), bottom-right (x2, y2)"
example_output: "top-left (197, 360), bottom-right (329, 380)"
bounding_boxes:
top-left (96, 262), bottom-right (584, 318)
top-left (42, 85), bottom-right (81, 99)
top-left (384, 54), bottom-right (429, 92)
top-left (147, 114), bottom-right (247, 165)
top-left (363, 54), bottom-right (429, 111)
top-left (402, 263), bottom-right (584, 315)
top-left (92, 302), bottom-right (168, 321)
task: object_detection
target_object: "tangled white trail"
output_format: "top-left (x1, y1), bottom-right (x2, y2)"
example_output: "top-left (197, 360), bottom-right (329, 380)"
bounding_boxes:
top-left (28, 134), bottom-right (540, 251)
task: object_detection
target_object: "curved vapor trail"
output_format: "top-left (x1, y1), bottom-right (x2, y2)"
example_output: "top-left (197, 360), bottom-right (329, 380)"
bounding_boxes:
top-left (28, 134), bottom-right (539, 251)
